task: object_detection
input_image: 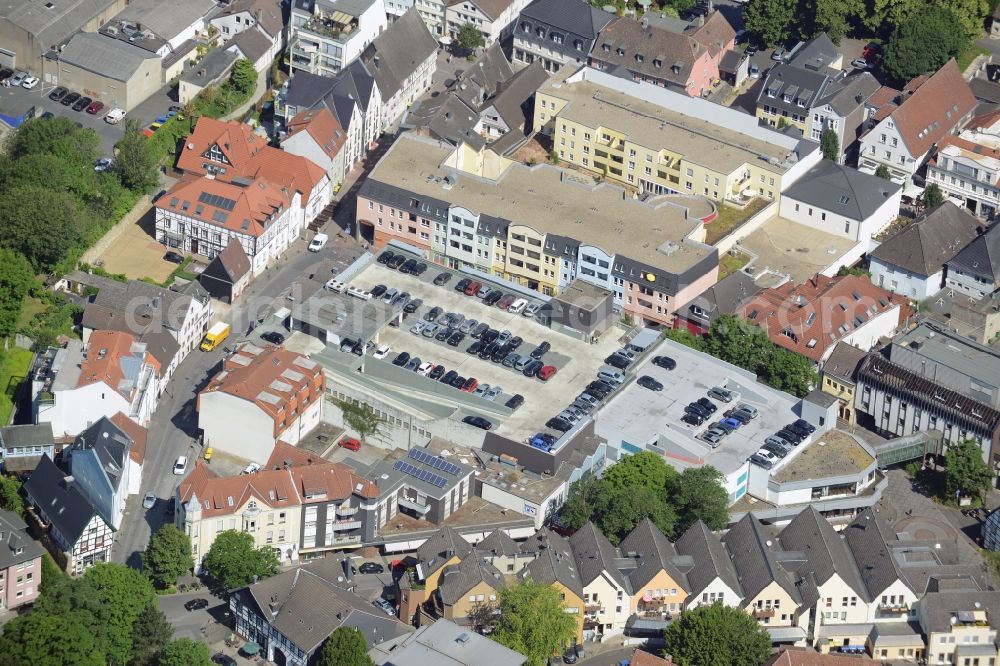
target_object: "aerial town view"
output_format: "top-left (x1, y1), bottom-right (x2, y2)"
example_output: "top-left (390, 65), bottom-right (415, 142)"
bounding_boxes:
top-left (3, 0), bottom-right (1000, 663)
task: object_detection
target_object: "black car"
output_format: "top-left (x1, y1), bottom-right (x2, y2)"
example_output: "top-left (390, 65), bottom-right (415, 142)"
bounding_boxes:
top-left (776, 428), bottom-right (804, 445)
top-left (696, 397), bottom-right (718, 413)
top-left (370, 284), bottom-right (388, 298)
top-left (530, 341), bottom-right (551, 359)
top-left (48, 86), bottom-right (68, 101)
top-left (604, 354), bottom-right (630, 370)
top-left (523, 359), bottom-right (544, 377)
top-left (455, 277), bottom-right (472, 292)
top-left (260, 331), bottom-right (285, 345)
top-left (435, 327), bottom-right (452, 342)
top-left (502, 352), bottom-right (520, 368)
top-left (586, 384), bottom-right (610, 399)
top-left (761, 441), bottom-right (788, 459)
top-left (792, 419), bottom-right (816, 434)
top-left (505, 394), bottom-right (525, 410)
top-left (423, 306), bottom-right (442, 322)
top-left (481, 328), bottom-right (499, 344)
top-left (72, 96), bottom-right (92, 112)
top-left (392, 351), bottom-right (410, 367)
top-left (351, 340), bottom-right (366, 356)
top-left (0, 68), bottom-right (12, 83)
top-left (726, 409), bottom-right (752, 425)
top-left (491, 345), bottom-right (510, 363)
top-left (428, 365), bottom-right (446, 380)
top-left (470, 322), bottom-right (489, 338)
top-left (681, 412), bottom-right (705, 426)
top-left (377, 250), bottom-right (395, 264)
top-left (441, 370), bottom-right (458, 384)
top-left (388, 255), bottom-right (407, 269)
top-left (508, 336), bottom-right (523, 349)
top-left (358, 562), bottom-right (384, 574)
top-left (546, 416), bottom-right (573, 432)
top-left (399, 258), bottom-right (417, 273)
top-left (653, 355), bottom-right (676, 370)
top-left (413, 262), bottom-right (428, 276)
top-left (637, 375), bottom-right (663, 391)
top-left (433, 272), bottom-right (452, 286)
top-left (392, 291), bottom-right (410, 307)
top-left (685, 403), bottom-right (711, 418)
top-left (746, 45), bottom-right (758, 57)
top-left (467, 340), bottom-right (482, 355)
top-left (403, 298), bottom-right (423, 314)
top-left (484, 290), bottom-right (504, 306)
top-left (212, 654), bottom-right (238, 666)
top-left (784, 422), bottom-right (811, 438)
top-left (184, 598), bottom-right (209, 611)
top-left (450, 375), bottom-right (466, 389)
top-left (447, 331), bottom-right (465, 346)
top-left (61, 92), bottom-right (81, 106)
top-left (164, 251), bottom-right (184, 264)
top-left (463, 415), bottom-right (493, 430)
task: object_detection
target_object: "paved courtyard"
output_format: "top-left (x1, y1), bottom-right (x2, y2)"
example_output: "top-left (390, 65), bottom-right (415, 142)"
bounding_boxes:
top-left (94, 208), bottom-right (179, 283)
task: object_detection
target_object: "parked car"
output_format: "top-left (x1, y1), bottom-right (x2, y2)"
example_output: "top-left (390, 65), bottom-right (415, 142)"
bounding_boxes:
top-left (433, 272), bottom-right (452, 286)
top-left (308, 234), bottom-right (328, 251)
top-left (454, 277), bottom-right (472, 292)
top-left (399, 258), bottom-right (417, 274)
top-left (339, 437), bottom-right (361, 452)
top-left (523, 359), bottom-right (544, 377)
top-left (462, 415), bottom-right (492, 430)
top-left (546, 416), bottom-right (573, 432)
top-left (142, 492), bottom-right (157, 509)
top-left (652, 355), bottom-right (676, 370)
top-left (8, 71), bottom-right (27, 86)
top-left (212, 654), bottom-right (237, 666)
top-left (720, 417), bottom-right (742, 430)
top-left (72, 96), bottom-right (93, 112)
top-left (184, 598), bottom-right (209, 611)
top-left (388, 255), bottom-right (406, 269)
top-left (708, 387), bottom-right (735, 402)
top-left (637, 375), bottom-right (663, 391)
top-left (537, 365), bottom-right (557, 381)
top-left (435, 326), bottom-right (452, 342)
top-left (484, 291), bottom-right (503, 306)
top-left (260, 331), bottom-right (285, 345)
top-left (424, 306), bottom-right (443, 322)
top-left (685, 403), bottom-right (711, 418)
top-left (94, 157), bottom-right (114, 173)
top-left (696, 397), bottom-right (718, 413)
top-left (373, 598), bottom-right (396, 616)
top-left (701, 429), bottom-right (724, 446)
top-left (851, 58), bottom-right (871, 69)
top-left (370, 284), bottom-right (387, 298)
top-left (48, 86), bottom-right (68, 101)
top-left (497, 294), bottom-right (517, 310)
top-left (505, 394), bottom-right (525, 410)
top-left (392, 351), bottom-right (410, 367)
top-left (502, 352), bottom-right (520, 368)
top-left (61, 91), bottom-right (81, 107)
top-left (173, 456), bottom-right (187, 475)
top-left (378, 250), bottom-right (395, 265)
top-left (412, 262), bottom-right (428, 276)
top-left (764, 437), bottom-right (792, 455)
top-left (523, 302), bottom-right (541, 317)
top-left (422, 323), bottom-right (440, 338)
top-left (459, 318), bottom-right (479, 334)
top-left (771, 47), bottom-right (787, 61)
top-left (428, 365), bottom-right (446, 380)
top-left (441, 370), bottom-right (458, 384)
top-left (749, 63), bottom-right (762, 78)
top-left (727, 409), bottom-right (752, 425)
top-left (784, 422), bottom-right (811, 438)
top-left (464, 281), bottom-right (481, 296)
top-left (792, 418), bottom-right (816, 434)
top-left (409, 320), bottom-right (427, 336)
top-left (447, 331), bottom-right (465, 347)
top-left (714, 419), bottom-right (738, 433)
top-left (473, 383), bottom-right (491, 397)
top-left (485, 385), bottom-right (503, 401)
top-left (403, 298), bottom-right (422, 314)
top-left (358, 562), bottom-right (384, 574)
top-left (681, 412), bottom-right (705, 426)
top-left (749, 453), bottom-right (774, 469)
top-left (530, 341), bottom-right (551, 359)
top-left (604, 353), bottom-right (630, 370)
top-left (776, 428), bottom-right (804, 445)
top-left (470, 322), bottom-right (489, 338)
top-left (461, 377), bottom-right (479, 393)
top-left (761, 441), bottom-right (789, 458)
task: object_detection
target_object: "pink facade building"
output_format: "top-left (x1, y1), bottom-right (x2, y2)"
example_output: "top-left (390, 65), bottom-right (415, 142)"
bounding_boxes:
top-left (0, 510), bottom-right (43, 609)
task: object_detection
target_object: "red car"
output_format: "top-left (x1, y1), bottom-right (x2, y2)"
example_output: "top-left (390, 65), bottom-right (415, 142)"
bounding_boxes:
top-left (537, 365), bottom-right (557, 381)
top-left (86, 100), bottom-right (104, 115)
top-left (461, 377), bottom-right (479, 393)
top-left (463, 281), bottom-right (481, 296)
top-left (339, 437), bottom-right (361, 452)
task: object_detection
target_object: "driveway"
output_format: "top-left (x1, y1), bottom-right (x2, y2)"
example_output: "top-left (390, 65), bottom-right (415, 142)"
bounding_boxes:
top-left (159, 589), bottom-right (228, 641)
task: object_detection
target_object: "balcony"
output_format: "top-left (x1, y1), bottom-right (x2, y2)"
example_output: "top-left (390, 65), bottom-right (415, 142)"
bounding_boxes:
top-left (754, 608), bottom-right (776, 619)
top-left (329, 519), bottom-right (362, 531)
top-left (298, 14), bottom-right (359, 41)
top-left (336, 505), bottom-right (359, 516)
top-left (327, 535), bottom-right (362, 546)
top-left (877, 603), bottom-right (909, 614)
top-left (585, 604), bottom-right (602, 613)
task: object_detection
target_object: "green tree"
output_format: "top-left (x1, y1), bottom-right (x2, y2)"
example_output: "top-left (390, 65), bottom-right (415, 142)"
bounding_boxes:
top-left (663, 603), bottom-right (772, 666)
top-left (601, 450), bottom-right (675, 495)
top-left (672, 467), bottom-right (730, 534)
top-left (938, 0), bottom-right (990, 40)
top-left (317, 627), bottom-right (374, 666)
top-left (491, 580), bottom-right (578, 666)
top-left (131, 604), bottom-right (174, 666)
top-left (201, 529), bottom-right (280, 590)
top-left (743, 0), bottom-right (796, 47)
top-left (335, 399), bottom-right (386, 443)
top-left (0, 474), bottom-right (26, 518)
top-left (0, 185), bottom-right (82, 270)
top-left (806, 0), bottom-right (865, 43)
top-left (924, 182), bottom-right (945, 208)
top-left (765, 347), bottom-right (818, 397)
top-left (875, 164), bottom-right (891, 180)
top-left (142, 524), bottom-right (194, 589)
top-left (882, 6), bottom-right (968, 84)
top-left (820, 129), bottom-right (839, 161)
top-left (945, 439), bottom-right (994, 502)
top-left (594, 484), bottom-right (677, 544)
top-left (114, 119), bottom-right (159, 193)
top-left (558, 475), bottom-right (600, 530)
top-left (230, 58), bottom-right (257, 96)
top-left (457, 23), bottom-right (485, 51)
top-left (0, 249), bottom-right (35, 339)
top-left (6, 116), bottom-right (100, 163)
top-left (0, 610), bottom-right (106, 666)
top-left (158, 638), bottom-right (213, 666)
top-left (663, 327), bottom-right (705, 350)
top-left (83, 563), bottom-right (157, 666)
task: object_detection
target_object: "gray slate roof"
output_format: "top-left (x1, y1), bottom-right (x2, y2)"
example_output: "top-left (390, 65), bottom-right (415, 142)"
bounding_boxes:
top-left (782, 159), bottom-right (902, 223)
top-left (23, 455), bottom-right (103, 546)
top-left (687, 270), bottom-right (761, 320)
top-left (779, 506), bottom-right (869, 601)
top-left (417, 526), bottom-right (474, 577)
top-left (618, 518), bottom-right (688, 593)
top-left (674, 520), bottom-right (742, 600)
top-left (842, 508), bottom-right (912, 599)
top-left (569, 521), bottom-right (629, 589)
top-left (70, 417), bottom-right (132, 500)
top-left (0, 423), bottom-right (53, 449)
top-left (202, 237), bottom-right (252, 284)
top-left (360, 8), bottom-right (436, 101)
top-left (870, 202), bottom-right (982, 277)
top-left (112, 0), bottom-right (217, 42)
top-left (822, 342), bottom-right (867, 383)
top-left (0, 510), bottom-right (43, 571)
top-left (369, 619), bottom-right (527, 666)
top-left (483, 59), bottom-right (548, 130)
top-left (438, 554), bottom-right (504, 605)
top-left (180, 48), bottom-right (238, 86)
top-left (227, 25), bottom-right (274, 63)
top-left (519, 0), bottom-right (616, 40)
top-left (519, 528), bottom-right (584, 597)
top-left (722, 514), bottom-right (801, 605)
top-left (757, 64), bottom-right (831, 119)
top-left (814, 72), bottom-right (882, 117)
top-left (58, 32), bottom-right (159, 82)
top-left (788, 33), bottom-right (839, 72)
top-left (476, 528), bottom-right (520, 557)
top-left (946, 221), bottom-right (1000, 284)
top-left (919, 590), bottom-right (1000, 633)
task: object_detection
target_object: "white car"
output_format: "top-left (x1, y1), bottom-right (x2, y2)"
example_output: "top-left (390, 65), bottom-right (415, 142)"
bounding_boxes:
top-left (523, 302), bottom-right (541, 317)
top-left (372, 344), bottom-right (391, 360)
top-left (172, 456), bottom-right (187, 475)
top-left (94, 157), bottom-right (114, 173)
top-left (325, 279), bottom-right (345, 292)
top-left (308, 233), bottom-right (329, 252)
top-left (241, 462), bottom-right (262, 475)
top-left (104, 107), bottom-right (126, 124)
top-left (409, 320), bottom-right (427, 335)
top-left (417, 361), bottom-right (434, 375)
top-left (754, 448), bottom-right (779, 464)
top-left (21, 76), bottom-right (39, 89)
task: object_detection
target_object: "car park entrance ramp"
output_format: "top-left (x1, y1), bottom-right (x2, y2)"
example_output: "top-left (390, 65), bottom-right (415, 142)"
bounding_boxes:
top-left (874, 432), bottom-right (941, 468)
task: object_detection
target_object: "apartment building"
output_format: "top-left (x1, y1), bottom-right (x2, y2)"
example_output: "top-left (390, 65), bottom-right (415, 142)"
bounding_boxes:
top-left (444, 0), bottom-right (531, 46)
top-left (512, 0), bottom-right (616, 73)
top-left (820, 342), bottom-right (868, 424)
top-left (927, 109), bottom-right (1000, 219)
top-left (356, 132), bottom-right (719, 326)
top-left (288, 0), bottom-right (387, 77)
top-left (517, 529), bottom-right (586, 641)
top-left (197, 343), bottom-right (325, 463)
top-left (282, 108), bottom-right (350, 191)
top-left (570, 522), bottom-right (632, 637)
top-left (808, 73), bottom-right (882, 163)
top-left (209, 0), bottom-right (285, 72)
top-left (66, 417), bottom-right (142, 530)
top-left (359, 9), bottom-right (437, 127)
top-left (945, 223), bottom-right (1000, 300)
top-left (34, 331), bottom-right (160, 439)
top-left (618, 518), bottom-right (690, 619)
top-left (0, 511), bottom-right (42, 610)
top-left (918, 591), bottom-right (1000, 666)
top-left (534, 66), bottom-right (820, 202)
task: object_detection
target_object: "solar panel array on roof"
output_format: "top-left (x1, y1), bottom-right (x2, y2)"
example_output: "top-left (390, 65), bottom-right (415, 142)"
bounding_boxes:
top-left (198, 191), bottom-right (237, 211)
top-left (409, 448), bottom-right (462, 476)
top-left (393, 460), bottom-right (448, 488)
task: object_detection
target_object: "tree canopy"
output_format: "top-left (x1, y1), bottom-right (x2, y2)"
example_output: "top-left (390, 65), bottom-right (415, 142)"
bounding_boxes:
top-left (201, 529), bottom-right (280, 590)
top-left (158, 638), bottom-right (213, 666)
top-left (945, 439), bottom-right (994, 502)
top-left (83, 563), bottom-right (157, 665)
top-left (875, 165), bottom-right (891, 180)
top-left (0, 251), bottom-right (35, 339)
top-left (663, 603), bottom-right (772, 666)
top-left (491, 580), bottom-right (578, 666)
top-left (923, 183), bottom-right (945, 208)
top-left (131, 604), bottom-right (174, 666)
top-left (143, 524), bottom-right (194, 589)
top-left (230, 58), bottom-right (258, 97)
top-left (336, 399), bottom-right (386, 442)
top-left (114, 119), bottom-right (160, 193)
top-left (317, 627), bottom-right (374, 666)
top-left (881, 5), bottom-right (968, 85)
top-left (743, 0), bottom-right (796, 47)
top-left (457, 23), bottom-right (485, 50)
top-left (0, 474), bottom-right (26, 518)
top-left (820, 129), bottom-right (839, 162)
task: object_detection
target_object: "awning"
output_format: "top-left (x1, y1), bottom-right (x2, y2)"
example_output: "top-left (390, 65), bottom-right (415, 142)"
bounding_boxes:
top-left (329, 10), bottom-right (353, 23)
top-left (902, 183), bottom-right (925, 198)
top-left (398, 498), bottom-right (430, 514)
top-left (438, 35), bottom-right (452, 45)
top-left (242, 642), bottom-right (260, 656)
top-left (642, 594), bottom-right (652, 603)
top-left (767, 626), bottom-right (806, 642)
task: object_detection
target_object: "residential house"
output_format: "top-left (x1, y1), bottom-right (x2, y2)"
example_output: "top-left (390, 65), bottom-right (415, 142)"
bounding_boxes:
top-left (210, 0), bottom-right (284, 73)
top-left (23, 455), bottom-right (114, 575)
top-left (820, 342), bottom-right (868, 424)
top-left (926, 109), bottom-right (1000, 218)
top-left (0, 423), bottom-right (55, 475)
top-left (673, 520), bottom-right (742, 609)
top-left (735, 274), bottom-right (912, 364)
top-left (842, 509), bottom-right (918, 626)
top-left (570, 522), bottom-right (632, 637)
top-left (229, 557), bottom-right (412, 666)
top-left (435, 551), bottom-right (505, 624)
top-left (444, 0), bottom-right (532, 46)
top-left (197, 343), bottom-right (325, 462)
top-left (360, 8), bottom-right (437, 127)
top-left (869, 201), bottom-right (983, 300)
top-left (478, 528), bottom-right (532, 573)
top-left (618, 518), bottom-right (690, 619)
top-left (66, 417), bottom-right (141, 530)
top-left (281, 107), bottom-right (349, 192)
top-left (808, 72), bottom-right (882, 162)
top-left (589, 12), bottom-right (735, 98)
top-left (672, 270), bottom-right (761, 336)
top-left (198, 238), bottom-right (254, 303)
top-left (288, 0), bottom-right (387, 78)
top-left (945, 222), bottom-right (1000, 300)
top-left (369, 619), bottom-right (527, 666)
top-left (765, 650), bottom-right (879, 666)
top-left (757, 64), bottom-right (833, 132)
top-left (534, 65), bottom-right (821, 203)
top-left (0, 510), bottom-right (43, 610)
top-left (918, 591), bottom-right (1000, 666)
top-left (858, 60), bottom-right (976, 186)
top-left (355, 131), bottom-right (720, 326)
top-left (35, 331), bottom-right (161, 438)
top-left (779, 159), bottom-right (902, 247)
top-left (513, 0), bottom-right (616, 74)
top-left (518, 528), bottom-right (586, 641)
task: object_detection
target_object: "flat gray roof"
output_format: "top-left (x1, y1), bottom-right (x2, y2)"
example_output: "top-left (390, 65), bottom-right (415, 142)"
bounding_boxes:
top-left (366, 134), bottom-right (714, 273)
top-left (369, 618), bottom-right (526, 666)
top-left (292, 291), bottom-right (395, 344)
top-left (553, 279), bottom-right (611, 309)
top-left (893, 321), bottom-right (1000, 388)
top-left (5, 0), bottom-right (119, 47)
top-left (58, 32), bottom-right (158, 82)
top-left (112, 0), bottom-right (217, 41)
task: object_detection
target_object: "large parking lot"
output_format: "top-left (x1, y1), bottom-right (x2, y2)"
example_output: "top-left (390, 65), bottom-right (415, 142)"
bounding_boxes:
top-left (345, 254), bottom-right (625, 442)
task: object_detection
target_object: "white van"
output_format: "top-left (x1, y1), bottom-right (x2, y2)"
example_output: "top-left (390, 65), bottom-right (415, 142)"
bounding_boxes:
top-left (172, 456), bottom-right (187, 475)
top-left (308, 233), bottom-right (329, 252)
top-left (104, 108), bottom-right (126, 124)
top-left (507, 298), bottom-right (527, 314)
top-left (346, 286), bottom-right (372, 301)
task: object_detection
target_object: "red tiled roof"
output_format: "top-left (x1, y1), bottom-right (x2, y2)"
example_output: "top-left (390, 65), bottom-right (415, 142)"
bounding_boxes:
top-left (110, 412), bottom-right (148, 464)
top-left (176, 117), bottom-right (265, 173)
top-left (156, 174), bottom-right (291, 238)
top-left (736, 274), bottom-right (913, 362)
top-left (630, 649), bottom-right (672, 666)
top-left (77, 331), bottom-right (159, 398)
top-left (967, 107), bottom-right (1000, 131)
top-left (766, 648), bottom-right (877, 666)
top-left (286, 108), bottom-right (347, 162)
top-left (867, 85), bottom-right (899, 109)
top-left (889, 60), bottom-right (976, 158)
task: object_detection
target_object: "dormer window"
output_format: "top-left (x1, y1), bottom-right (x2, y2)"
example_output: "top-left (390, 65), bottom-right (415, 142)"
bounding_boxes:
top-left (617, 47), bottom-right (625, 56)
top-left (574, 40), bottom-right (583, 50)
top-left (602, 43), bottom-right (610, 52)
top-left (521, 22), bottom-right (530, 33)
top-left (536, 26), bottom-right (545, 37)
top-left (653, 58), bottom-right (662, 68)
top-left (635, 53), bottom-right (644, 63)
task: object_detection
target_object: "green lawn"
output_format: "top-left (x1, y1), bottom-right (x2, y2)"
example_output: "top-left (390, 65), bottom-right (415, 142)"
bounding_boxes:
top-left (719, 251), bottom-right (751, 279)
top-left (958, 45), bottom-right (991, 71)
top-left (0, 347), bottom-right (34, 425)
top-left (704, 199), bottom-right (768, 245)
top-left (16, 296), bottom-right (48, 332)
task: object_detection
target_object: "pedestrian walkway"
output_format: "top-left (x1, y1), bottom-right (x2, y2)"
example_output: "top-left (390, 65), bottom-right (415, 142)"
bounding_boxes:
top-left (222, 70), bottom-right (268, 122)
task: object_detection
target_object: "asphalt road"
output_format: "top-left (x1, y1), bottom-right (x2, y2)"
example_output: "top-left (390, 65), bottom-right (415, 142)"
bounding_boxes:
top-left (159, 589), bottom-right (229, 641)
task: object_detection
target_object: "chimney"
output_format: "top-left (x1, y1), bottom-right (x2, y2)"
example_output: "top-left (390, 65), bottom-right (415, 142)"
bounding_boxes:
top-left (268, 593), bottom-right (280, 617)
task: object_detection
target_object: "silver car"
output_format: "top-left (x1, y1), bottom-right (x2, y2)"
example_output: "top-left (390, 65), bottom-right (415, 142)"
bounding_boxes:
top-left (142, 492), bottom-right (157, 509)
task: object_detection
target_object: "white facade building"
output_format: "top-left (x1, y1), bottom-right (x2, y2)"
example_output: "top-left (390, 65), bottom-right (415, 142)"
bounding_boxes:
top-left (288, 0), bottom-right (387, 77)
top-left (445, 0), bottom-right (530, 45)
